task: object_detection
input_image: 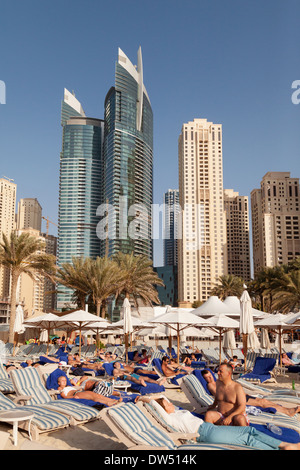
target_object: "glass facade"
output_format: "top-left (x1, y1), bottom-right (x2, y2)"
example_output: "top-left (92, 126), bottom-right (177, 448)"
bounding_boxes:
top-left (102, 48), bottom-right (153, 259)
top-left (58, 93), bottom-right (104, 307)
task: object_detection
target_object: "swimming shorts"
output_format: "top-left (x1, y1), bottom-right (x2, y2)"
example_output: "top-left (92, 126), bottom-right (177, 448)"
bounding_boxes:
top-left (216, 411), bottom-right (250, 426)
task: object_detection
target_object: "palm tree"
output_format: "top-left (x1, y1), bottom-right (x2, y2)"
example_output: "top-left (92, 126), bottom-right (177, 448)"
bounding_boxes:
top-left (56, 257), bottom-right (91, 309)
top-left (114, 252), bottom-right (164, 308)
top-left (0, 232), bottom-right (56, 343)
top-left (86, 257), bottom-right (125, 317)
top-left (271, 270), bottom-right (300, 313)
top-left (251, 266), bottom-right (285, 312)
top-left (210, 274), bottom-right (244, 300)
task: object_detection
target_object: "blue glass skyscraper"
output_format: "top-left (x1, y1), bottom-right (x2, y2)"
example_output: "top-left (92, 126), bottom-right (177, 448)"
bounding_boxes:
top-left (102, 47), bottom-right (153, 260)
top-left (57, 89), bottom-right (104, 308)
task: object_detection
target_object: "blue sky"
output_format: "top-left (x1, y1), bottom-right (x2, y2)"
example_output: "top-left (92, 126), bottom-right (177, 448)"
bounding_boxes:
top-left (0, 0), bottom-right (299, 267)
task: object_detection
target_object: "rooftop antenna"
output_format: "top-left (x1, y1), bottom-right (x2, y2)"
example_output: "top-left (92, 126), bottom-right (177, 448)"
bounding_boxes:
top-left (2, 176), bottom-right (14, 182)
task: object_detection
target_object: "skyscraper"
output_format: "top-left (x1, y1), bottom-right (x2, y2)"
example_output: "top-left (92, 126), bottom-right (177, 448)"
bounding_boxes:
top-left (178, 118), bottom-right (227, 306)
top-left (0, 177), bottom-right (16, 299)
top-left (224, 189), bottom-right (251, 282)
top-left (57, 89), bottom-right (104, 308)
top-left (17, 198), bottom-right (42, 232)
top-left (251, 172), bottom-right (300, 274)
top-left (102, 47), bottom-right (153, 260)
top-left (163, 189), bottom-right (180, 267)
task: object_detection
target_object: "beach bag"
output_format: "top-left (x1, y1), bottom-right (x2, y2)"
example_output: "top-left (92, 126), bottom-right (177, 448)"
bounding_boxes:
top-left (93, 380), bottom-right (114, 397)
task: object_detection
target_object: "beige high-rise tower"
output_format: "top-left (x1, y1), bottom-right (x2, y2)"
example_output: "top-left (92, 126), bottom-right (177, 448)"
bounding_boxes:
top-left (178, 118), bottom-right (227, 306)
top-left (0, 177), bottom-right (17, 299)
top-left (224, 189), bottom-right (251, 282)
top-left (17, 198), bottom-right (42, 232)
top-left (251, 172), bottom-right (300, 274)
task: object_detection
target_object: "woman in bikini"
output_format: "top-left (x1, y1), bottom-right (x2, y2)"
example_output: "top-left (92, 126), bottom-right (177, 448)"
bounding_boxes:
top-left (57, 376), bottom-right (122, 406)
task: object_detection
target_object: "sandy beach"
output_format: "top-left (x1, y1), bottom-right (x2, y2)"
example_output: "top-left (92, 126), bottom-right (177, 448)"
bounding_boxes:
top-left (1, 371), bottom-right (299, 451)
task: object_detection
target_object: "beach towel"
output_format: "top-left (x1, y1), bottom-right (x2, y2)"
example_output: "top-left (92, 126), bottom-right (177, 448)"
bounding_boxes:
top-left (251, 423), bottom-right (300, 444)
top-left (193, 368), bottom-right (217, 395)
top-left (46, 369), bottom-right (72, 390)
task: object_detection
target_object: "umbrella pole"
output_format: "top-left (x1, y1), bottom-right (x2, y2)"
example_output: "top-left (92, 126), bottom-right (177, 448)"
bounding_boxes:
top-left (47, 327), bottom-right (50, 355)
top-left (79, 327), bottom-right (82, 357)
top-left (125, 333), bottom-right (129, 363)
top-left (279, 328), bottom-right (282, 368)
top-left (243, 334), bottom-right (248, 372)
top-left (219, 331), bottom-right (222, 365)
top-left (177, 325), bottom-right (180, 364)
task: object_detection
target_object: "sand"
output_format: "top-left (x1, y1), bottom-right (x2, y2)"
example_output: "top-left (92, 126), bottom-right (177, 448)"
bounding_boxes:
top-left (1, 372), bottom-right (299, 451)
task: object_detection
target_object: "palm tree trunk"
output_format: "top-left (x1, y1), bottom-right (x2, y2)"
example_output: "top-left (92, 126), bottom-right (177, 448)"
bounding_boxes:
top-left (96, 300), bottom-right (101, 317)
top-left (100, 301), bottom-right (106, 319)
top-left (8, 270), bottom-right (19, 344)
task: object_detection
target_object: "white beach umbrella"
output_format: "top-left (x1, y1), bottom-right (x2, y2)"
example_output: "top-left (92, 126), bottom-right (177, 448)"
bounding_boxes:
top-left (240, 286), bottom-right (255, 371)
top-left (13, 304), bottom-right (25, 353)
top-left (149, 309), bottom-right (211, 363)
top-left (14, 304), bottom-right (25, 335)
top-left (254, 313), bottom-right (292, 367)
top-left (122, 298), bottom-right (133, 362)
top-left (54, 310), bottom-right (107, 356)
top-left (260, 328), bottom-right (271, 350)
top-left (223, 329), bottom-right (237, 353)
top-left (24, 312), bottom-right (68, 354)
top-left (206, 314), bottom-right (239, 364)
top-left (39, 329), bottom-right (48, 343)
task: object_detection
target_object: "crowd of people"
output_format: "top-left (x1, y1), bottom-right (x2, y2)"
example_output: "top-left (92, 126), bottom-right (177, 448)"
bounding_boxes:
top-left (4, 340), bottom-right (300, 450)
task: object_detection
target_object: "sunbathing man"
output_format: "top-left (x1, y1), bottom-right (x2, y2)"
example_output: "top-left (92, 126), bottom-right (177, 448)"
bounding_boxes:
top-left (204, 363), bottom-right (249, 426)
top-left (113, 361), bottom-right (166, 387)
top-left (161, 356), bottom-right (189, 378)
top-left (57, 375), bottom-right (121, 405)
top-left (117, 361), bottom-right (160, 378)
top-left (135, 395), bottom-right (300, 450)
top-left (171, 358), bottom-right (193, 373)
top-left (201, 369), bottom-right (300, 417)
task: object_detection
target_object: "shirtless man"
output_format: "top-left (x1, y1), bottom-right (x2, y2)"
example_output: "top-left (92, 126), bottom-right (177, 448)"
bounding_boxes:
top-left (161, 356), bottom-right (188, 378)
top-left (201, 369), bottom-right (300, 418)
top-left (204, 363), bottom-right (248, 426)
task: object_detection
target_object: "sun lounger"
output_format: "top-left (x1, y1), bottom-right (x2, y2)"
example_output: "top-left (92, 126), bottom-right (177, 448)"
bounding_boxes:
top-left (100, 401), bottom-right (257, 450)
top-left (0, 362), bottom-right (15, 394)
top-left (240, 357), bottom-right (277, 384)
top-left (236, 378), bottom-right (300, 404)
top-left (0, 390), bottom-right (69, 440)
top-left (10, 367), bottom-right (101, 426)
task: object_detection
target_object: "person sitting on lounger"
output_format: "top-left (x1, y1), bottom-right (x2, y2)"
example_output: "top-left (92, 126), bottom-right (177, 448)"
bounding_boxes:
top-left (135, 395), bottom-right (300, 450)
top-left (201, 369), bottom-right (300, 418)
top-left (57, 375), bottom-right (121, 406)
top-left (112, 361), bottom-right (166, 387)
top-left (228, 356), bottom-right (242, 369)
top-left (203, 363), bottom-right (249, 426)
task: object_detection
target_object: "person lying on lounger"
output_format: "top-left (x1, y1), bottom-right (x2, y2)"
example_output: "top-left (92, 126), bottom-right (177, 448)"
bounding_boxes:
top-left (170, 358), bottom-right (193, 373)
top-left (161, 356), bottom-right (189, 377)
top-left (57, 375), bottom-right (122, 406)
top-left (135, 395), bottom-right (300, 450)
top-left (112, 361), bottom-right (166, 387)
top-left (201, 369), bottom-right (300, 418)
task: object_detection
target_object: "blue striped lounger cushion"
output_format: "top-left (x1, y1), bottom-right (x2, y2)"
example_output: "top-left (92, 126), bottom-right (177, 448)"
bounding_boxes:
top-left (10, 367), bottom-right (100, 422)
top-left (0, 391), bottom-right (69, 431)
top-left (108, 402), bottom-right (176, 449)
